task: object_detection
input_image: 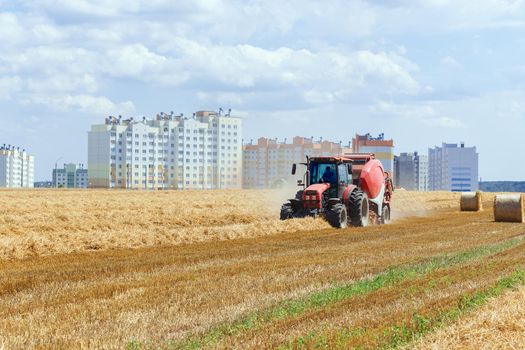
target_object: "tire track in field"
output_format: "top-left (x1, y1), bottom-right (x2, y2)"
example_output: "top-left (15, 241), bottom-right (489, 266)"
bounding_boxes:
top-left (253, 243), bottom-right (525, 349)
top-left (1, 203), bottom-right (524, 349)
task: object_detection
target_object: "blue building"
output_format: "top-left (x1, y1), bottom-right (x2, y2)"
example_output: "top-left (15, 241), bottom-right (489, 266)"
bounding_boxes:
top-left (429, 143), bottom-right (478, 192)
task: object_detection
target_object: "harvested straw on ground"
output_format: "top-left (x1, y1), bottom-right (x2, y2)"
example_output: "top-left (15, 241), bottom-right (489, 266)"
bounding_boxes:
top-left (460, 191), bottom-right (483, 211)
top-left (494, 194), bottom-right (525, 223)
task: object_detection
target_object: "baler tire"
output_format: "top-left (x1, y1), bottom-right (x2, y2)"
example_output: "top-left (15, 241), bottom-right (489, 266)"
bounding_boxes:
top-left (326, 203), bottom-right (348, 229)
top-left (280, 203), bottom-right (294, 220)
top-left (349, 190), bottom-right (369, 227)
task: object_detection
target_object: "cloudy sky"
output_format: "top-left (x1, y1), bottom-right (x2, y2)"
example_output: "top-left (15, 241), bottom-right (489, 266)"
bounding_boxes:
top-left (1, 0), bottom-right (525, 181)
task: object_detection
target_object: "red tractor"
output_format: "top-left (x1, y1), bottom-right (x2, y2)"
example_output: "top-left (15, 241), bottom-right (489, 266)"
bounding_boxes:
top-left (280, 153), bottom-right (393, 228)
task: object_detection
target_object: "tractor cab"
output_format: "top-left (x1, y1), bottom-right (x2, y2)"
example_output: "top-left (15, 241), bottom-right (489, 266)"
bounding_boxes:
top-left (292, 156), bottom-right (353, 199)
top-left (308, 158), bottom-right (352, 198)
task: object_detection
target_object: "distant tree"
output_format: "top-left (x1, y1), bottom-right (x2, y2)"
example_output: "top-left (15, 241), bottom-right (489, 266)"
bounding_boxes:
top-left (479, 181), bottom-right (525, 192)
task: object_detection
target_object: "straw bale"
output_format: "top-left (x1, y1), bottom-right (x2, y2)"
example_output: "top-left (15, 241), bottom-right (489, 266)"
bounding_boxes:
top-left (494, 194), bottom-right (525, 223)
top-left (460, 191), bottom-right (483, 211)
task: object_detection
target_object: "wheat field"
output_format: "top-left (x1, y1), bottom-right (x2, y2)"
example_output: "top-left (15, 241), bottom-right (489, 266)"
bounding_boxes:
top-left (0, 189), bottom-right (524, 349)
top-left (412, 285), bottom-right (525, 349)
top-left (0, 189), bottom-right (330, 260)
top-left (0, 189), bottom-right (459, 261)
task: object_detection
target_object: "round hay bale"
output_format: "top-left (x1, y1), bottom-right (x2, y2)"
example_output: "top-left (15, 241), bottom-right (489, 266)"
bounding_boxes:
top-left (494, 194), bottom-right (525, 223)
top-left (460, 191), bottom-right (483, 211)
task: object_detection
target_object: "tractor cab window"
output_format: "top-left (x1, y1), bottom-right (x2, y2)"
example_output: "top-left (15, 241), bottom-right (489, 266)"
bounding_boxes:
top-left (338, 164), bottom-right (349, 185)
top-left (310, 162), bottom-right (337, 185)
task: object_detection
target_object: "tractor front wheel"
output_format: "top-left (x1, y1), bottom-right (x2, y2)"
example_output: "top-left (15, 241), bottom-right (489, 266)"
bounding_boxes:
top-left (280, 203), bottom-right (293, 220)
top-left (326, 203), bottom-right (348, 229)
top-left (349, 190), bottom-right (369, 227)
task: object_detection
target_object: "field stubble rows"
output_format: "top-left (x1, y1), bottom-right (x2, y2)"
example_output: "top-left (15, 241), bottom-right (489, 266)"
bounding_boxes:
top-left (0, 189), bottom-right (458, 260)
top-left (261, 241), bottom-right (525, 349)
top-left (413, 283), bottom-right (525, 349)
top-left (0, 189), bottom-right (326, 260)
top-left (1, 190), bottom-right (524, 349)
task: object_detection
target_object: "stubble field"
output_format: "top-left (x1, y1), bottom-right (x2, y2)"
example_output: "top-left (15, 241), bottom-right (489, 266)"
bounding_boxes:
top-left (0, 189), bottom-right (524, 349)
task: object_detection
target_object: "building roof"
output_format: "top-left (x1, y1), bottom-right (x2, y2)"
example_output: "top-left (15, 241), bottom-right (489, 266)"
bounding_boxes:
top-left (352, 133), bottom-right (394, 150)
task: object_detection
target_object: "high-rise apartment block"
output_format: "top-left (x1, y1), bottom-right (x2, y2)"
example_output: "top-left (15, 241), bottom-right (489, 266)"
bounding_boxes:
top-left (243, 136), bottom-right (352, 189)
top-left (0, 145), bottom-right (34, 188)
top-left (394, 152), bottom-right (428, 191)
top-left (52, 163), bottom-right (88, 188)
top-left (351, 133), bottom-right (394, 175)
top-left (428, 142), bottom-right (478, 192)
top-left (88, 111), bottom-right (242, 190)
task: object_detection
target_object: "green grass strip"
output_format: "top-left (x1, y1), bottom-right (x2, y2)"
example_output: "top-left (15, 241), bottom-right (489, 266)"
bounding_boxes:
top-left (381, 269), bottom-right (525, 350)
top-left (129, 236), bottom-right (525, 350)
top-left (281, 269), bottom-right (525, 350)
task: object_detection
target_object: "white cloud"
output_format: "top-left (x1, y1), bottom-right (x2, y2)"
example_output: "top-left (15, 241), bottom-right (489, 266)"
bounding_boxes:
top-left (165, 39), bottom-right (420, 97)
top-left (14, 1), bottom-right (525, 48)
top-left (197, 92), bottom-right (245, 106)
top-left (27, 74), bottom-right (97, 93)
top-left (24, 0), bottom-right (222, 17)
top-left (0, 76), bottom-right (22, 99)
top-left (4, 1), bottom-right (518, 120)
top-left (4, 35), bottom-right (417, 104)
top-left (490, 91), bottom-right (525, 121)
top-left (372, 101), bottom-right (429, 117)
top-left (103, 44), bottom-right (175, 83)
top-left (441, 56), bottom-right (460, 67)
top-left (372, 101), bottom-right (466, 129)
top-left (302, 90), bottom-right (336, 105)
top-left (421, 116), bottom-right (465, 128)
top-left (375, 0), bottom-right (525, 35)
top-left (1, 46), bottom-right (97, 75)
top-left (0, 12), bottom-right (68, 47)
top-left (24, 94), bottom-right (135, 115)
top-left (0, 0), bottom-right (524, 182)
top-left (0, 2), bottom-right (421, 113)
top-left (0, 12), bottom-right (23, 42)
top-left (21, 0), bottom-right (375, 42)
top-left (24, 0), bottom-right (140, 17)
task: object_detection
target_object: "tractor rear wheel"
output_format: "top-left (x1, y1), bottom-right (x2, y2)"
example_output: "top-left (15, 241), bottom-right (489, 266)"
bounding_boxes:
top-left (280, 203), bottom-right (293, 220)
top-left (349, 190), bottom-right (369, 227)
top-left (380, 204), bottom-right (391, 225)
top-left (326, 203), bottom-right (348, 229)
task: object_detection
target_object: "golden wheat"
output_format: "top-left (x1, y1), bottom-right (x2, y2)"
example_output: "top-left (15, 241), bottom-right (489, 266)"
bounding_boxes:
top-left (0, 189), bottom-right (330, 260)
top-left (412, 285), bottom-right (525, 349)
top-left (1, 190), bottom-right (523, 349)
top-left (0, 189), bottom-right (460, 260)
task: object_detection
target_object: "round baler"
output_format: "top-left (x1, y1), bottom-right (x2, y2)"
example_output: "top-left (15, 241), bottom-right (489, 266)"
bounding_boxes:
top-left (280, 153), bottom-right (393, 228)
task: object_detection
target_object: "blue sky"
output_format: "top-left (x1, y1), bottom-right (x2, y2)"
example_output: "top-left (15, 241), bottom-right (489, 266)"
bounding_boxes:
top-left (1, 0), bottom-right (524, 181)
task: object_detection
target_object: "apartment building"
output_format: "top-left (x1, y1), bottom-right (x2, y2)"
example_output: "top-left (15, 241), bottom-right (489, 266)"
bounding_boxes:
top-left (0, 145), bottom-right (34, 188)
top-left (428, 142), bottom-right (479, 192)
top-left (351, 133), bottom-right (395, 175)
top-left (243, 136), bottom-right (352, 189)
top-left (88, 110), bottom-right (242, 189)
top-left (52, 163), bottom-right (88, 188)
top-left (394, 152), bottom-right (428, 191)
